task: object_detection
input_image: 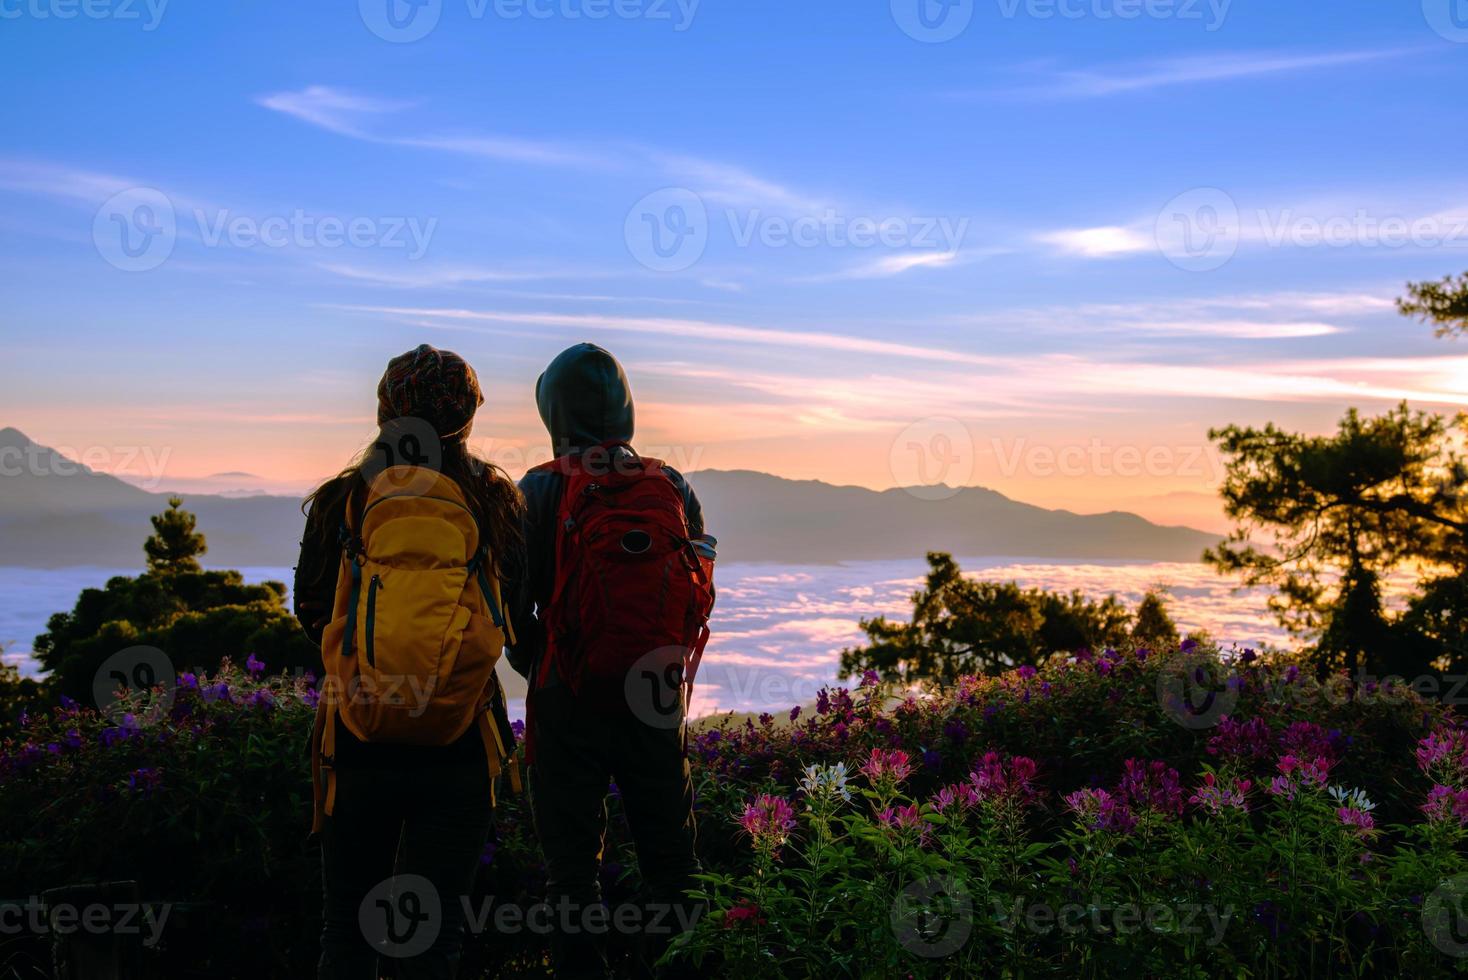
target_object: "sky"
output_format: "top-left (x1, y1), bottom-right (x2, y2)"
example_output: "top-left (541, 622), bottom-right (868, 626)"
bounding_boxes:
top-left (2, 0), bottom-right (1466, 532)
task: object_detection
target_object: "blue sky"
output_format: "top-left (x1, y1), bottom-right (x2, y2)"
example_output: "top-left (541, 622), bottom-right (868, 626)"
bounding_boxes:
top-left (2, 0), bottom-right (1466, 529)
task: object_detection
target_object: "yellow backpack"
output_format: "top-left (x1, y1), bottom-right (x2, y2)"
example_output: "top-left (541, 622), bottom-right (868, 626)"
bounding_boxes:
top-left (310, 466), bottom-right (519, 832)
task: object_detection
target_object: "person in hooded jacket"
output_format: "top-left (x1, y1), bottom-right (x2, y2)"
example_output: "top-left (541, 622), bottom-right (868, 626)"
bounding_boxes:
top-left (509, 343), bottom-right (707, 979)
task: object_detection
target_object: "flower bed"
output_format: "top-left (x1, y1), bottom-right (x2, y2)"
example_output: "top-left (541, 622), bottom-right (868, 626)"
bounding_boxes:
top-left (2, 643), bottom-right (1466, 976)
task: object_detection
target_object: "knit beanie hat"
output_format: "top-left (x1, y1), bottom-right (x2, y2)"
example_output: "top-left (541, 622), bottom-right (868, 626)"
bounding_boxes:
top-left (376, 344), bottom-right (483, 440)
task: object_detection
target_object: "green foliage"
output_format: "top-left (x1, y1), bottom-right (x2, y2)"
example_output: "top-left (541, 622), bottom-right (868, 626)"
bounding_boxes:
top-left (0, 664), bottom-right (321, 977)
top-left (1399, 271), bottom-right (1468, 338)
top-left (33, 498), bottom-right (320, 705)
top-left (673, 644), bottom-right (1466, 977)
top-left (839, 552), bottom-right (1175, 685)
top-left (0, 652), bottom-right (49, 739)
top-left (1207, 404), bottom-right (1468, 679)
top-left (144, 496), bottom-right (207, 576)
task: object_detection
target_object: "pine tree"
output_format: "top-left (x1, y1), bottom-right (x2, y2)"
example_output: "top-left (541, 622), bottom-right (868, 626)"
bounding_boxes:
top-left (1132, 589), bottom-right (1180, 652)
top-left (144, 496), bottom-right (206, 575)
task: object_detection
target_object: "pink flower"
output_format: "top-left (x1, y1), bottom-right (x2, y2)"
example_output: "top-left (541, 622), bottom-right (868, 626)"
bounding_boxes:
top-left (1189, 772), bottom-right (1251, 814)
top-left (738, 794), bottom-right (796, 851)
top-left (1117, 759), bottom-right (1185, 816)
top-left (1207, 716), bottom-right (1272, 760)
top-left (1337, 807), bottom-right (1375, 834)
top-left (860, 748), bottom-right (914, 785)
top-left (1416, 729), bottom-right (1468, 785)
top-left (723, 900), bottom-right (765, 929)
top-left (1422, 784), bottom-right (1468, 826)
top-left (1063, 788), bottom-right (1136, 834)
top-left (1265, 754), bottom-right (1332, 801)
top-left (968, 752), bottom-right (1039, 808)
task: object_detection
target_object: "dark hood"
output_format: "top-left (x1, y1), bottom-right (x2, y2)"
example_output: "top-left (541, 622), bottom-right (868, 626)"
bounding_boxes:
top-left (536, 343), bottom-right (635, 454)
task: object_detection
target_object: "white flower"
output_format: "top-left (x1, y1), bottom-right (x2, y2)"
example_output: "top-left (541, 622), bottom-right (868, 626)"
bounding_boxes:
top-left (799, 762), bottom-right (852, 807)
top-left (1328, 786), bottom-right (1375, 812)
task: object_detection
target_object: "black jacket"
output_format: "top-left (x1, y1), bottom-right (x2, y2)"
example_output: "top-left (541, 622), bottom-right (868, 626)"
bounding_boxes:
top-left (506, 343), bottom-right (706, 684)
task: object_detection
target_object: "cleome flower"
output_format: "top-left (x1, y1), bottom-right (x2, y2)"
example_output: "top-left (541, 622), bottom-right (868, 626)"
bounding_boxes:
top-left (1063, 787), bottom-right (1136, 835)
top-left (1117, 759), bottom-right (1186, 817)
top-left (738, 794), bottom-right (797, 852)
top-left (860, 748), bottom-right (914, 786)
top-left (1422, 784), bottom-right (1468, 826)
top-left (798, 762), bottom-right (852, 808)
top-left (1189, 772), bottom-right (1252, 815)
top-left (1266, 754), bottom-right (1333, 801)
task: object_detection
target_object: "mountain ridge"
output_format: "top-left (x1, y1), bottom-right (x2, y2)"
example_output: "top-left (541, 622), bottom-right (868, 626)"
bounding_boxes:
top-left (0, 429), bottom-right (1220, 568)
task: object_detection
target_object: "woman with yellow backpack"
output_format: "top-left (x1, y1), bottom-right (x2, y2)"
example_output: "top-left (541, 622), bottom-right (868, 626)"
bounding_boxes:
top-left (293, 345), bottom-right (525, 979)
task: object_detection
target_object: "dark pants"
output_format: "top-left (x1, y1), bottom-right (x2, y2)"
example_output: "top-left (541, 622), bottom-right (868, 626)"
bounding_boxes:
top-left (318, 761), bottom-right (493, 980)
top-left (528, 685), bottom-right (701, 980)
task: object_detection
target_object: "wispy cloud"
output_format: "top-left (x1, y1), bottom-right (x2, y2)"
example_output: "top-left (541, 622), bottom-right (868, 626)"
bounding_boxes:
top-left (944, 290), bottom-right (1399, 340)
top-left (1005, 47), bottom-right (1421, 100)
top-left (257, 86), bottom-right (829, 217)
top-left (334, 304), bottom-right (1008, 367)
top-left (255, 86), bottom-right (414, 138)
top-left (1036, 226), bottom-right (1150, 258)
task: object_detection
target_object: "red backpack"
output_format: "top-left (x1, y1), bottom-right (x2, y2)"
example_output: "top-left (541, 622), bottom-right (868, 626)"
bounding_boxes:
top-left (530, 446), bottom-right (715, 724)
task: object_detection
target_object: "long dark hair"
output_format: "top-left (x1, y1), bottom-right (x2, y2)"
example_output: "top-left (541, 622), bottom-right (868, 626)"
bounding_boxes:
top-left (302, 434), bottom-right (525, 587)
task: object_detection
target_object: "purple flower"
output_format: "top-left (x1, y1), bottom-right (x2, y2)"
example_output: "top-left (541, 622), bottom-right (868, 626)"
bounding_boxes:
top-left (789, 705), bottom-right (801, 722)
top-left (245, 653), bottom-right (266, 677)
top-left (859, 669), bottom-right (880, 689)
top-left (1064, 788), bottom-right (1136, 834)
top-left (127, 767), bottom-right (163, 798)
top-left (738, 794), bottom-right (796, 852)
top-left (1207, 716), bottom-right (1272, 760)
top-left (1117, 759), bottom-right (1185, 816)
top-left (1189, 772), bottom-right (1252, 814)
